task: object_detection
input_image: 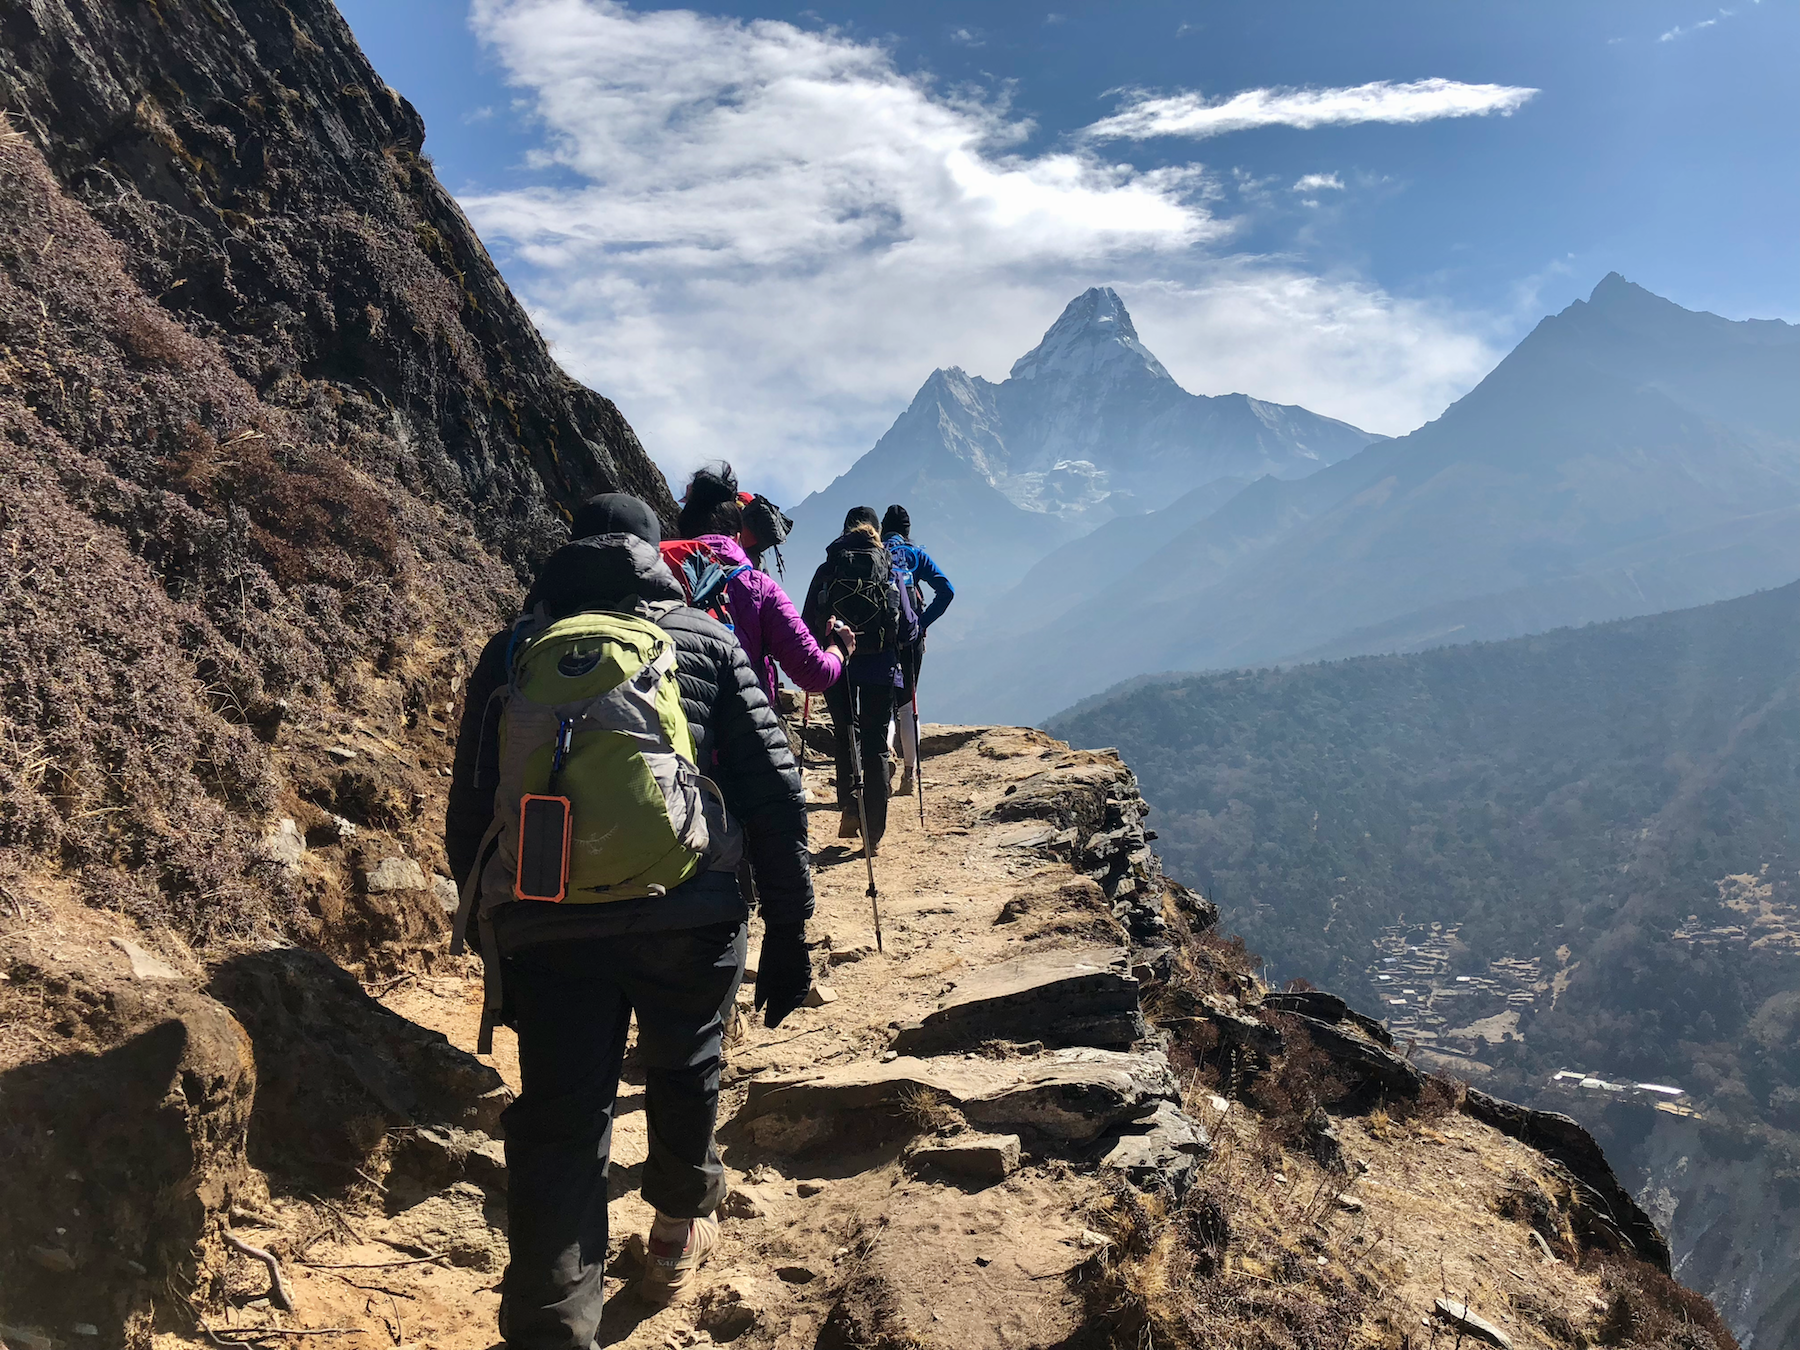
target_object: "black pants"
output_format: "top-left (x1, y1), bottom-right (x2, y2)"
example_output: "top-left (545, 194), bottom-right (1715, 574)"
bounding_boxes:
top-left (497, 920), bottom-right (747, 1349)
top-left (825, 678), bottom-right (894, 847)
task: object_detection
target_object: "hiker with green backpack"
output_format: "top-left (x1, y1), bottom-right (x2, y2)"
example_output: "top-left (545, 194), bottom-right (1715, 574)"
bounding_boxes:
top-left (444, 493), bottom-right (815, 1348)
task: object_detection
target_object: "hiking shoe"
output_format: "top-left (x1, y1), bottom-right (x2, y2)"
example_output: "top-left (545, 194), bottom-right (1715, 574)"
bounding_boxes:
top-left (838, 812), bottom-right (861, 838)
top-left (896, 770), bottom-right (914, 797)
top-left (640, 1213), bottom-right (719, 1305)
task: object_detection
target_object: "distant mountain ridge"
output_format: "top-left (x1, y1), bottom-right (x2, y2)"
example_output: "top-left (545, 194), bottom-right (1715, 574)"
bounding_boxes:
top-left (930, 274), bottom-right (1800, 723)
top-left (785, 287), bottom-right (1380, 598)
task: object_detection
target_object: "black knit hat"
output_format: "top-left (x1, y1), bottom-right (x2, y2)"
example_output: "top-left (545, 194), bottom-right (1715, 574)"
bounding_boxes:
top-left (571, 492), bottom-right (661, 545)
top-left (881, 504), bottom-right (910, 539)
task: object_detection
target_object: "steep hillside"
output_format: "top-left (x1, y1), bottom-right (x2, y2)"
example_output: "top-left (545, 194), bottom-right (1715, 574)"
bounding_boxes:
top-left (1049, 581), bottom-right (1800, 1345)
top-left (937, 275), bottom-right (1800, 724)
top-left (0, 0), bottom-right (672, 949)
top-left (0, 2), bottom-right (671, 1336)
top-left (787, 287), bottom-right (1376, 605)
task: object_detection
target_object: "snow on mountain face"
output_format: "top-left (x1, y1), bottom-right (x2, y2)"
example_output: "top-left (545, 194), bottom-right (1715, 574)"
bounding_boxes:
top-left (1008, 286), bottom-right (1172, 385)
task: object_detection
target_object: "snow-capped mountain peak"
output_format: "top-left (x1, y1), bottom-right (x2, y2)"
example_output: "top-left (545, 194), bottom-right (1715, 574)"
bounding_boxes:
top-left (1008, 286), bottom-right (1172, 384)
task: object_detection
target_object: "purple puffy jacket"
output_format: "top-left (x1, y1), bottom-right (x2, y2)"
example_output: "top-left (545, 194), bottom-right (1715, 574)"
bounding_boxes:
top-left (695, 535), bottom-right (843, 701)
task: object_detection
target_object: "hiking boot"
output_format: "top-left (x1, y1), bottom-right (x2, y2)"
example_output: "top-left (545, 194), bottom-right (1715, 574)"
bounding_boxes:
top-left (838, 812), bottom-right (861, 838)
top-left (640, 1212), bottom-right (719, 1305)
top-left (896, 769), bottom-right (914, 797)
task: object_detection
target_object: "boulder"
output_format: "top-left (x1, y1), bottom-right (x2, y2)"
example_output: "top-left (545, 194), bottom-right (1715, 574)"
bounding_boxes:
top-left (890, 946), bottom-right (1142, 1056)
top-left (0, 932), bottom-right (254, 1345)
top-left (209, 949), bottom-right (511, 1188)
top-left (1097, 1101), bottom-right (1209, 1195)
top-left (908, 1133), bottom-right (1022, 1186)
top-left (1262, 989), bottom-right (1394, 1048)
top-left (738, 1049), bottom-right (1176, 1150)
top-left (1289, 1014), bottom-right (1422, 1099)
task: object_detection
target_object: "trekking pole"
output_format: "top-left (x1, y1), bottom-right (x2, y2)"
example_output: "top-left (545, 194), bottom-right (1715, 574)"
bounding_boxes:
top-left (911, 688), bottom-right (925, 831)
top-left (847, 685), bottom-right (884, 952)
top-left (800, 692), bottom-right (812, 769)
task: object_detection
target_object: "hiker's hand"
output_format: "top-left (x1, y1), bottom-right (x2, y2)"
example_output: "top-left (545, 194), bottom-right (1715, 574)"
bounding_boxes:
top-left (827, 620), bottom-right (856, 659)
top-left (754, 923), bottom-right (813, 1029)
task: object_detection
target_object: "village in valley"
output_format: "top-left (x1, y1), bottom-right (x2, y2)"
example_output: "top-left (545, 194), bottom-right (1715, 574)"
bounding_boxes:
top-left (1365, 922), bottom-right (1699, 1118)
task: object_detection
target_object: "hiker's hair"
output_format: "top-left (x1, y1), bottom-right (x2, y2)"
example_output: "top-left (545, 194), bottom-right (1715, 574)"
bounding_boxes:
top-left (881, 504), bottom-right (910, 539)
top-left (678, 462), bottom-right (742, 538)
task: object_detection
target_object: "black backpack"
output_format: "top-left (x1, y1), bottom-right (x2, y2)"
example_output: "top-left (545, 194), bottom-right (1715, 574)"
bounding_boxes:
top-left (821, 543), bottom-right (898, 652)
top-left (742, 494), bottom-right (794, 576)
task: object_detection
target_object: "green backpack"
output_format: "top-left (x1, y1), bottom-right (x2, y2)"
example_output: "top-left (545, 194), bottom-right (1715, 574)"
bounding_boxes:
top-left (451, 606), bottom-right (743, 1049)
top-left (488, 607), bottom-right (739, 904)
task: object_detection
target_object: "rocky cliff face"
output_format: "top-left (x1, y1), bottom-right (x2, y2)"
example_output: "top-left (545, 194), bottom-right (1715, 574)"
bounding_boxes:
top-left (0, 0), bottom-right (669, 556)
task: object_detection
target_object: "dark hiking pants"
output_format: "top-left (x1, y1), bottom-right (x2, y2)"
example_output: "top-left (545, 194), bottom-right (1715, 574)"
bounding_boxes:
top-left (825, 678), bottom-right (893, 847)
top-left (497, 920), bottom-right (747, 1349)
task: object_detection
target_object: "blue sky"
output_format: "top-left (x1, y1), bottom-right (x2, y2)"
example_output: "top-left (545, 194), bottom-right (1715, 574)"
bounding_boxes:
top-left (337, 0), bottom-right (1798, 504)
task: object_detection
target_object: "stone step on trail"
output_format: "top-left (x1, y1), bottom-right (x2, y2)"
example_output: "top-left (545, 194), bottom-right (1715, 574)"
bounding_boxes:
top-left (889, 944), bottom-right (1143, 1056)
top-left (736, 1047), bottom-right (1179, 1152)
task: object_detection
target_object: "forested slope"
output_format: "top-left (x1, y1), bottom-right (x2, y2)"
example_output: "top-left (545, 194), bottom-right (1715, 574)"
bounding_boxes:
top-left (1050, 581), bottom-right (1800, 1133)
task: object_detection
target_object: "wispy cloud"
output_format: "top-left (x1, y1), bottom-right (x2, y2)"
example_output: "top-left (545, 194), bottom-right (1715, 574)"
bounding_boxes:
top-left (947, 25), bottom-right (984, 47)
top-left (1660, 8), bottom-right (1733, 40)
top-left (1083, 78), bottom-right (1538, 141)
top-left (1292, 172), bottom-right (1345, 192)
top-left (460, 1), bottom-right (1504, 498)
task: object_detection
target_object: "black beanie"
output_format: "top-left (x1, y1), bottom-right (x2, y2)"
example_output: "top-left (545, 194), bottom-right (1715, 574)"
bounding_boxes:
top-left (881, 504), bottom-right (910, 539)
top-left (571, 492), bottom-right (661, 545)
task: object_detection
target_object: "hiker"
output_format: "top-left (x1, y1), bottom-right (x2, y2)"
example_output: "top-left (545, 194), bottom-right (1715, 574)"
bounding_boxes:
top-left (445, 492), bottom-right (815, 1348)
top-left (881, 504), bottom-right (954, 796)
top-left (801, 506), bottom-right (913, 855)
top-left (661, 463), bottom-right (854, 703)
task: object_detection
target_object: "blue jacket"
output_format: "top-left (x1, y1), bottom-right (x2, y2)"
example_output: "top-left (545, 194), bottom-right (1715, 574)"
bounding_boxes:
top-left (884, 536), bottom-right (955, 631)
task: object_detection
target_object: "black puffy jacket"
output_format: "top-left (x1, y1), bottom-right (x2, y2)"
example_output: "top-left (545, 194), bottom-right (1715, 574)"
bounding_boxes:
top-left (445, 533), bottom-right (812, 936)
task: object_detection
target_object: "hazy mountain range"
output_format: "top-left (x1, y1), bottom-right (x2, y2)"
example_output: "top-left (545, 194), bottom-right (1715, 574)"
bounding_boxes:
top-left (929, 274), bottom-right (1800, 724)
top-left (785, 287), bottom-right (1380, 599)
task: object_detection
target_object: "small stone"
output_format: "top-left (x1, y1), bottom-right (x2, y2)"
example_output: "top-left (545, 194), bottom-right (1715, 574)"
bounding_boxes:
top-left (909, 1132), bottom-right (1022, 1185)
top-left (365, 856), bottom-right (428, 893)
top-left (696, 1277), bottom-right (764, 1341)
top-left (1078, 1229), bottom-right (1110, 1248)
top-left (803, 984), bottom-right (838, 1007)
top-left (974, 1254), bottom-right (992, 1267)
top-left (259, 817), bottom-right (306, 871)
top-left (1336, 1194), bottom-right (1364, 1213)
top-left (1273, 1173), bottom-right (1288, 1185)
top-left (795, 1179), bottom-right (829, 1198)
top-left (431, 875), bottom-right (461, 915)
top-left (72, 1327), bottom-right (99, 1339)
top-left (827, 944), bottom-right (876, 966)
top-left (325, 745), bottom-right (358, 762)
top-left (721, 1186), bottom-right (770, 1220)
top-left (109, 938), bottom-right (179, 982)
top-left (28, 1247), bottom-right (76, 1273)
top-left (1, 1327), bottom-right (54, 1350)
top-left (881, 1050), bottom-right (898, 1062)
top-left (1354, 1157), bottom-right (1372, 1174)
top-left (1206, 1094), bottom-right (1231, 1114)
top-left (330, 815), bottom-right (359, 841)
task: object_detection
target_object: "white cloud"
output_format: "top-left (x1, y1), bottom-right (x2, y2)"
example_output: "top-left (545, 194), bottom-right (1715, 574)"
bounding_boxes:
top-left (1292, 172), bottom-right (1345, 192)
top-left (1083, 78), bottom-right (1538, 141)
top-left (460, 1), bottom-right (1506, 501)
top-left (1660, 8), bottom-right (1733, 40)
